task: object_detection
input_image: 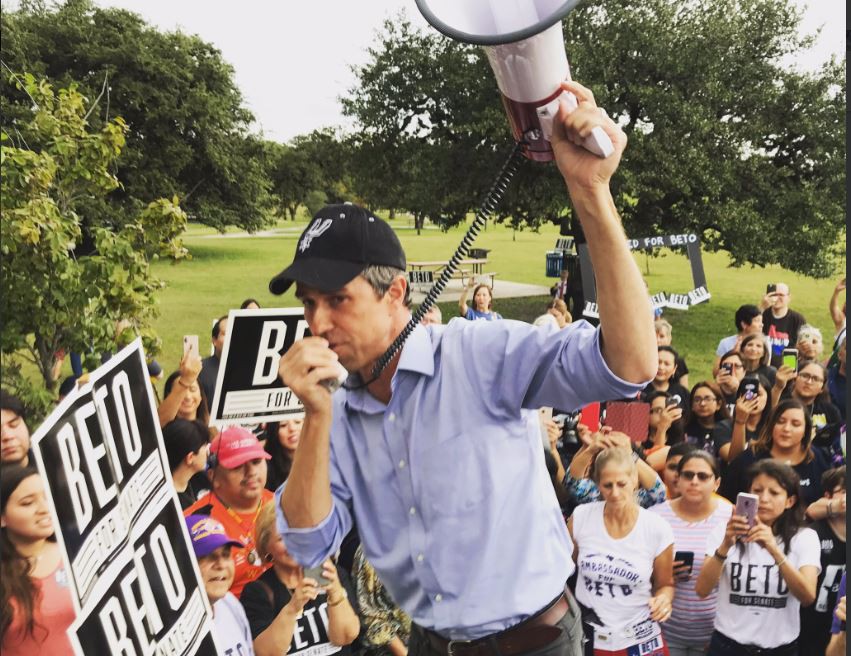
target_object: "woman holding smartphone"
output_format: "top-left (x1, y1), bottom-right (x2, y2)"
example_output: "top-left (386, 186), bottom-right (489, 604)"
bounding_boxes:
top-left (568, 447), bottom-right (674, 656)
top-left (721, 375), bottom-right (773, 463)
top-left (696, 460), bottom-right (820, 656)
top-left (240, 504), bottom-right (360, 656)
top-left (720, 398), bottom-right (832, 507)
top-left (650, 451), bottom-right (731, 656)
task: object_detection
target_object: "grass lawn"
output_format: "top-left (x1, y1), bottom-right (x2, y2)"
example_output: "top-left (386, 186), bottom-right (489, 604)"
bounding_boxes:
top-left (142, 215), bottom-right (842, 395)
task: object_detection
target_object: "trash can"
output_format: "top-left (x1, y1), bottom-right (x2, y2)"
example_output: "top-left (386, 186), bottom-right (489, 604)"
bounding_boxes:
top-left (545, 251), bottom-right (563, 277)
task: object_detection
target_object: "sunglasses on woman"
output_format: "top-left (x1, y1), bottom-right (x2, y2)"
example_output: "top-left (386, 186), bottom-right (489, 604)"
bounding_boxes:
top-left (678, 470), bottom-right (714, 481)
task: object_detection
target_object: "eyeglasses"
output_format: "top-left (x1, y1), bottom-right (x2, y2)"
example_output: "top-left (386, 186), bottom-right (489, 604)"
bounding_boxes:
top-left (679, 471), bottom-right (714, 481)
top-left (693, 396), bottom-right (718, 404)
top-left (722, 363), bottom-right (744, 370)
top-left (798, 373), bottom-right (824, 384)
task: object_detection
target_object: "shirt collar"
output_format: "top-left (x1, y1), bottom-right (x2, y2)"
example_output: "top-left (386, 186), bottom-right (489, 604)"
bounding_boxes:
top-left (343, 324), bottom-right (435, 414)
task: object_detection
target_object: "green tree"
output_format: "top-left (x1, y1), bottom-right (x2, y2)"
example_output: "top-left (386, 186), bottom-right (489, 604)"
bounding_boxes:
top-left (1, 75), bottom-right (188, 420)
top-left (1, 0), bottom-right (271, 233)
top-left (344, 2), bottom-right (845, 276)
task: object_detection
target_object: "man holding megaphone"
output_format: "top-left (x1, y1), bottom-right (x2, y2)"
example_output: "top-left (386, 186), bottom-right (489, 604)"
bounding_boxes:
top-left (268, 80), bottom-right (657, 656)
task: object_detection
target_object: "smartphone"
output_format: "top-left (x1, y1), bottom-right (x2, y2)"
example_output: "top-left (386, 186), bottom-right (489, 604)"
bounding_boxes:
top-left (782, 348), bottom-right (798, 372)
top-left (303, 564), bottom-right (331, 587)
top-left (674, 550), bottom-right (694, 574)
top-left (539, 407), bottom-right (554, 423)
top-left (739, 377), bottom-right (759, 401)
top-left (666, 396), bottom-right (680, 408)
top-left (721, 362), bottom-right (734, 376)
top-left (735, 492), bottom-right (759, 529)
top-left (183, 334), bottom-right (199, 357)
top-left (766, 283), bottom-right (777, 294)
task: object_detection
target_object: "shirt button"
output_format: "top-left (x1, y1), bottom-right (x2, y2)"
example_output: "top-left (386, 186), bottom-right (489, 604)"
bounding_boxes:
top-left (409, 507), bottom-right (416, 515)
top-left (388, 412), bottom-right (396, 422)
top-left (435, 594), bottom-right (443, 602)
top-left (399, 459), bottom-right (406, 468)
top-left (417, 553), bottom-right (424, 562)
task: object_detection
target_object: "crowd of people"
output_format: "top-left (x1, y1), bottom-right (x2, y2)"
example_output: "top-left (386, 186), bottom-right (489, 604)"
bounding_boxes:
top-left (0, 82), bottom-right (846, 656)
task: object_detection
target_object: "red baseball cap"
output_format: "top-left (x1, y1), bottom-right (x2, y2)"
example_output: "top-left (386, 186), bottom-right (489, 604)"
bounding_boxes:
top-left (210, 426), bottom-right (272, 469)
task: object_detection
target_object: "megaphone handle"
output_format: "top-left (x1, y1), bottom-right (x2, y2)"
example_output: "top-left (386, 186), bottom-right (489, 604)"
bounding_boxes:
top-left (560, 91), bottom-right (614, 158)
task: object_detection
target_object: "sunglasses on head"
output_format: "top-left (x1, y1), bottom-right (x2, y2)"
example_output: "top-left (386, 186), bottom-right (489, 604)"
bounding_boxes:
top-left (679, 471), bottom-right (714, 481)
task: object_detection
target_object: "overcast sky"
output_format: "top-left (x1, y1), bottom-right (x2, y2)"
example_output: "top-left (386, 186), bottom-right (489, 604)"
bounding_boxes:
top-left (89, 1), bottom-right (845, 142)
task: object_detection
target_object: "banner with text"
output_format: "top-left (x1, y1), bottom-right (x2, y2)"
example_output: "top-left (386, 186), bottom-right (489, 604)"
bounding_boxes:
top-left (210, 308), bottom-right (311, 425)
top-left (30, 339), bottom-right (218, 655)
top-left (579, 233), bottom-right (710, 319)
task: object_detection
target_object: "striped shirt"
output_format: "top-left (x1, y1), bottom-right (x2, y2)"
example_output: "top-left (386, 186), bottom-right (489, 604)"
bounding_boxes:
top-left (650, 500), bottom-right (732, 645)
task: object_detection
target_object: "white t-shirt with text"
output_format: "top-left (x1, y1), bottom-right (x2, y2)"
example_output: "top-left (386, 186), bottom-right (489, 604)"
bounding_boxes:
top-left (705, 523), bottom-right (821, 648)
top-left (212, 593), bottom-right (255, 656)
top-left (573, 501), bottom-right (674, 650)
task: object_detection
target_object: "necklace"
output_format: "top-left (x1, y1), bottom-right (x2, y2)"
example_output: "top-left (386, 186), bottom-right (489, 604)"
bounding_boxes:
top-left (217, 494), bottom-right (264, 564)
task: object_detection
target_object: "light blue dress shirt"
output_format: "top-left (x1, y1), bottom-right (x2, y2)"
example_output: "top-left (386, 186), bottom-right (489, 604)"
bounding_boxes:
top-left (275, 318), bottom-right (646, 639)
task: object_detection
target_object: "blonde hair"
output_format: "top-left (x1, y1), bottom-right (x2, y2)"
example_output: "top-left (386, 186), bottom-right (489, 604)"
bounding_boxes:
top-left (254, 502), bottom-right (278, 559)
top-left (591, 447), bottom-right (637, 484)
top-left (654, 319), bottom-right (672, 335)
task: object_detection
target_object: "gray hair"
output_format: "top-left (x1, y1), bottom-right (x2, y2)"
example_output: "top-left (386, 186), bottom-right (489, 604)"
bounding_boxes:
top-left (361, 265), bottom-right (411, 308)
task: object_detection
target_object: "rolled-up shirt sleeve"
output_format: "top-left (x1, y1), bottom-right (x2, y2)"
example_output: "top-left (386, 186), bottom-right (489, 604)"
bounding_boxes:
top-left (274, 444), bottom-right (354, 568)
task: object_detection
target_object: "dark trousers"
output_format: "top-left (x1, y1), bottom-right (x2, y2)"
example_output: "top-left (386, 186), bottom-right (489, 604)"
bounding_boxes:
top-left (707, 631), bottom-right (798, 656)
top-left (409, 592), bottom-right (584, 656)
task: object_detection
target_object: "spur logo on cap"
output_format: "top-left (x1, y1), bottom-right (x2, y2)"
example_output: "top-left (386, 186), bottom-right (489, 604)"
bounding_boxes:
top-left (298, 218), bottom-right (334, 253)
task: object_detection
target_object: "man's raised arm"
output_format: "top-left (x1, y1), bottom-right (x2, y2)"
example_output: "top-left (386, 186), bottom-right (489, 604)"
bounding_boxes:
top-left (550, 81), bottom-right (656, 384)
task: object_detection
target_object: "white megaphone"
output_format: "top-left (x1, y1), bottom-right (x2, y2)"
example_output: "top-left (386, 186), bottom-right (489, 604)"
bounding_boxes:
top-left (415, 0), bottom-right (613, 162)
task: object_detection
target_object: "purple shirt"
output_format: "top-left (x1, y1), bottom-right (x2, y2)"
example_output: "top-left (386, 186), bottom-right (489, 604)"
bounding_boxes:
top-left (276, 319), bottom-right (647, 639)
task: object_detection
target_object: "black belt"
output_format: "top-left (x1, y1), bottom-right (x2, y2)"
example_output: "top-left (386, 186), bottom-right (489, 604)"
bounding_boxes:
top-left (713, 631), bottom-right (798, 655)
top-left (421, 589), bottom-right (572, 656)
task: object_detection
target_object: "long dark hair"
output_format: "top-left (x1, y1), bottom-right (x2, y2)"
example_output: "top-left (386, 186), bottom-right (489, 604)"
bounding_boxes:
top-left (263, 422), bottom-right (295, 491)
top-left (685, 381), bottom-right (730, 434)
top-left (1, 465), bottom-right (45, 642)
top-left (733, 374), bottom-right (773, 437)
top-left (164, 371), bottom-right (210, 426)
top-left (744, 460), bottom-right (805, 555)
top-left (753, 398), bottom-right (814, 463)
top-left (644, 390), bottom-right (685, 447)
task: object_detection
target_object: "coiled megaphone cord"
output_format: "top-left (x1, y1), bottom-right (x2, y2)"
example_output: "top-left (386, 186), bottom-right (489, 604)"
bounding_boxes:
top-left (343, 141), bottom-right (526, 391)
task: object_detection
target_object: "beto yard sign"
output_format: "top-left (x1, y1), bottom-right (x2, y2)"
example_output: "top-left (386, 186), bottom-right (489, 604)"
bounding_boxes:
top-left (30, 339), bottom-right (217, 655)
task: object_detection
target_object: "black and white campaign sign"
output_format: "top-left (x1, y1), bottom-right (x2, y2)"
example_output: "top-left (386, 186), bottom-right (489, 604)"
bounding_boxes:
top-left (30, 339), bottom-right (218, 655)
top-left (579, 233), bottom-right (711, 319)
top-left (210, 308), bottom-right (310, 425)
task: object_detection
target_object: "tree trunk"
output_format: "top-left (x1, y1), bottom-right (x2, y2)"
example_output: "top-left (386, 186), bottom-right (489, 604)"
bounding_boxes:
top-left (389, 208), bottom-right (396, 220)
top-left (34, 335), bottom-right (58, 394)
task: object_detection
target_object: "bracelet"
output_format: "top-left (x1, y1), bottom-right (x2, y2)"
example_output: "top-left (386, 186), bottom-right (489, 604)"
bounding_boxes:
top-left (327, 590), bottom-right (348, 607)
top-left (177, 377), bottom-right (193, 388)
top-left (775, 556), bottom-right (788, 568)
top-left (734, 419), bottom-right (748, 426)
top-left (713, 549), bottom-right (728, 562)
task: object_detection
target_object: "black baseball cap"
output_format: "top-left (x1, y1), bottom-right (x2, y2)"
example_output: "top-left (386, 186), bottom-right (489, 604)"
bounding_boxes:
top-left (269, 203), bottom-right (406, 295)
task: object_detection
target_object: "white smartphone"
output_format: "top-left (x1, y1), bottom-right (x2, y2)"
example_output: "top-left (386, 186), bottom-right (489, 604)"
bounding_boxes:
top-left (735, 492), bottom-right (759, 529)
top-left (183, 334), bottom-right (199, 357)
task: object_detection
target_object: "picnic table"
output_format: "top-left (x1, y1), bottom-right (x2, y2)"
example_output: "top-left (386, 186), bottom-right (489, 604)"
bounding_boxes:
top-left (407, 258), bottom-right (497, 289)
